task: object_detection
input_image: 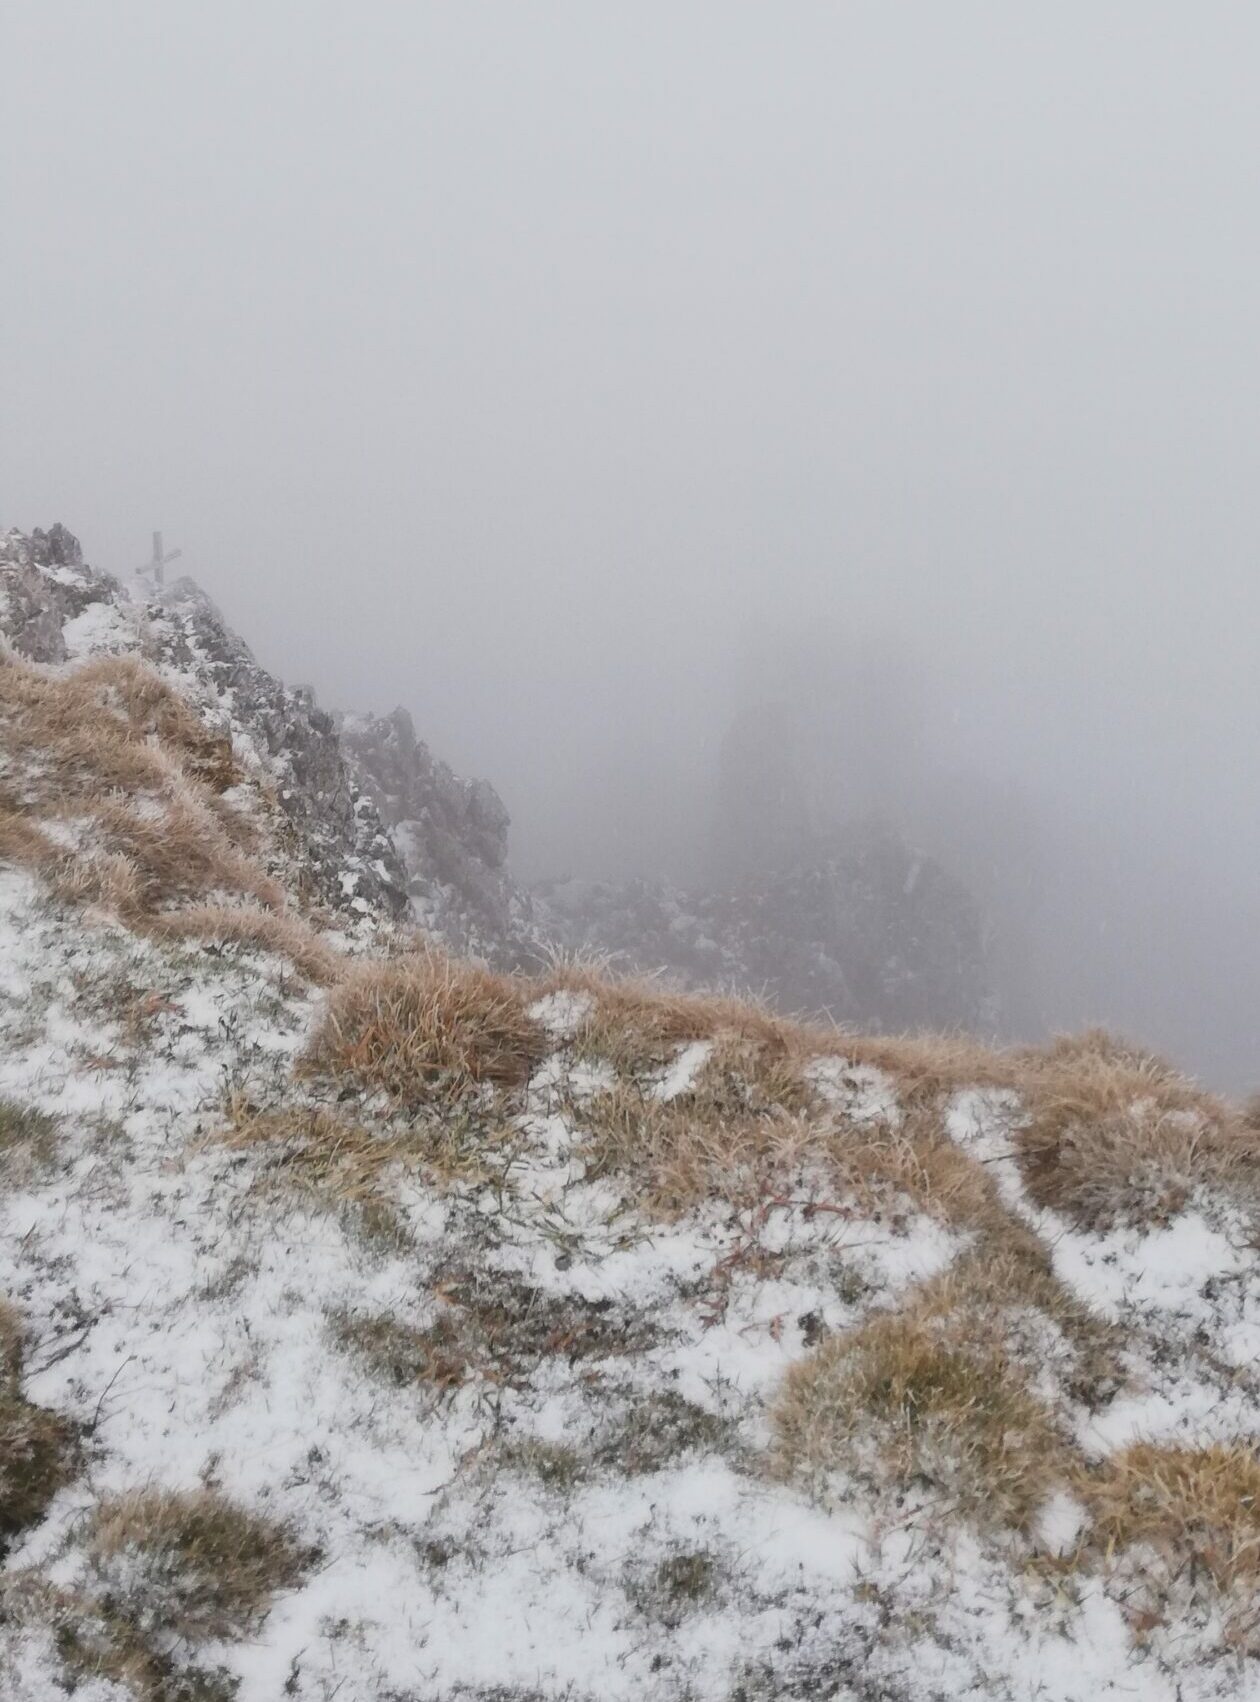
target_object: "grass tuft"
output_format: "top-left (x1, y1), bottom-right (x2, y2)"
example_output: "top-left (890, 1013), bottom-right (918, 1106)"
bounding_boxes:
top-left (1014, 1032), bottom-right (1249, 1228)
top-left (218, 1098), bottom-right (512, 1247)
top-left (88, 1488), bottom-right (311, 1645)
top-left (0, 1300), bottom-right (78, 1554)
top-left (0, 1097), bottom-right (59, 1182)
top-left (1080, 1441), bottom-right (1260, 1646)
top-left (773, 1307), bottom-right (1070, 1533)
top-left (0, 649), bottom-right (340, 987)
top-left (302, 951), bottom-right (546, 1103)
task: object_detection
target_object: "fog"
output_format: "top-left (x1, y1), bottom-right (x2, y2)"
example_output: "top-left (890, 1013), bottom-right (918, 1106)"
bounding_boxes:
top-left (5, 4), bottom-right (1260, 1087)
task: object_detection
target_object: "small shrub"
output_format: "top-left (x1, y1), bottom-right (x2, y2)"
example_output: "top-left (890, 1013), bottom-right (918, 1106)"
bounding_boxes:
top-left (88, 1489), bottom-right (310, 1645)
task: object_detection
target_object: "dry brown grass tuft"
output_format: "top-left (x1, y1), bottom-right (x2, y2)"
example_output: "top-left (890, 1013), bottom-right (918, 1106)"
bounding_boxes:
top-left (772, 1305), bottom-right (1071, 1533)
top-left (0, 1300), bottom-right (23, 1383)
top-left (820, 1105), bottom-right (997, 1229)
top-left (302, 951), bottom-right (546, 1103)
top-left (574, 1082), bottom-right (807, 1218)
top-left (1081, 1442), bottom-right (1260, 1642)
top-left (1013, 1032), bottom-right (1250, 1228)
top-left (543, 962), bottom-right (805, 1075)
top-left (915, 1226), bottom-right (1126, 1411)
top-left (90, 794), bottom-right (282, 912)
top-left (552, 974), bottom-right (1255, 1233)
top-left (1, 652), bottom-right (238, 788)
top-left (87, 1488), bottom-right (310, 1645)
top-left (574, 1068), bottom-right (993, 1229)
top-left (0, 649), bottom-right (345, 985)
top-left (0, 653), bottom-right (238, 811)
top-left (1085, 1441), bottom-right (1260, 1588)
top-left (551, 961), bottom-right (1022, 1130)
top-left (837, 1030), bottom-right (1017, 1106)
top-left (0, 1097), bottom-right (59, 1183)
top-left (0, 1300), bottom-right (78, 1555)
top-left (0, 801), bottom-right (59, 868)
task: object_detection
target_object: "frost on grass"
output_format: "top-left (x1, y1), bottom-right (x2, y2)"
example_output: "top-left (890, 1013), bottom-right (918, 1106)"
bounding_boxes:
top-left (773, 1304), bottom-right (1070, 1532)
top-left (87, 1489), bottom-right (312, 1644)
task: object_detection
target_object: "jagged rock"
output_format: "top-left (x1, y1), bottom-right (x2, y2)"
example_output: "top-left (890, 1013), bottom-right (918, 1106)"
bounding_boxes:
top-left (337, 707), bottom-right (541, 966)
top-left (0, 526), bottom-right (109, 663)
top-left (148, 576), bottom-right (411, 921)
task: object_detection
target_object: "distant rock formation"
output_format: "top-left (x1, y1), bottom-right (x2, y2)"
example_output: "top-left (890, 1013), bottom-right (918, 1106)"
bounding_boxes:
top-left (535, 822), bottom-right (987, 1032)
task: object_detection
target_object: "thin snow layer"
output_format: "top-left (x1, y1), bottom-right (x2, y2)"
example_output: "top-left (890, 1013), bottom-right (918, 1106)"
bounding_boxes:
top-left (59, 597), bottom-right (141, 659)
top-left (949, 1091), bottom-right (1260, 1456)
top-left (0, 881), bottom-right (1257, 1698)
top-left (527, 988), bottom-right (594, 1040)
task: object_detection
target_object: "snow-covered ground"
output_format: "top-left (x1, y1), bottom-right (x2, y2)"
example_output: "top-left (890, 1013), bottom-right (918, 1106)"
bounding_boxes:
top-left (2, 856), bottom-right (1259, 1700)
top-left (4, 530), bottom-right (1260, 1699)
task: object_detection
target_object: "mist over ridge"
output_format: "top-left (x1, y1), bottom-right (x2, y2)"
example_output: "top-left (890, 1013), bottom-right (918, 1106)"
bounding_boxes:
top-left (5, 4), bottom-right (1260, 1087)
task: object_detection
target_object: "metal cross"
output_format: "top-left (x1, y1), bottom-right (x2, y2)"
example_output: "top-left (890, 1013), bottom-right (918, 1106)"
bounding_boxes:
top-left (138, 530), bottom-right (182, 587)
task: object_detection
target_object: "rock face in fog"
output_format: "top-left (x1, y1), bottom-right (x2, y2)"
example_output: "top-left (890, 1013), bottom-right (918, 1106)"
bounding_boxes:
top-left (535, 684), bottom-right (989, 1030)
top-left (337, 707), bottom-right (541, 964)
top-left (535, 824), bottom-right (987, 1032)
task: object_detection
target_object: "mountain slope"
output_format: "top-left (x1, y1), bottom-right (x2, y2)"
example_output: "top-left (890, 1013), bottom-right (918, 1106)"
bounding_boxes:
top-left (3, 529), bottom-right (1260, 1701)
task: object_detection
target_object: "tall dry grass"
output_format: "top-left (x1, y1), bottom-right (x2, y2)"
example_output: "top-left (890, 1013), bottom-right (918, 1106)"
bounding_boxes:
top-left (303, 950), bottom-right (547, 1102)
top-left (0, 649), bottom-right (339, 983)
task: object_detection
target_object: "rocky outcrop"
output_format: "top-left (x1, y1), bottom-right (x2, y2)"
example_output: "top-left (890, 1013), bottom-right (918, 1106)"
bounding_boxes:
top-left (0, 526), bottom-right (410, 924)
top-left (0, 524), bottom-right (107, 663)
top-left (535, 826), bottom-right (988, 1032)
top-left (337, 707), bottom-right (542, 966)
top-left (150, 576), bottom-right (412, 921)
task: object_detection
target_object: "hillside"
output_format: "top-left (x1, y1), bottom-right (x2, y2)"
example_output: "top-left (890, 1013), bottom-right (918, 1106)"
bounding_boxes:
top-left (3, 527), bottom-right (1260, 1701)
